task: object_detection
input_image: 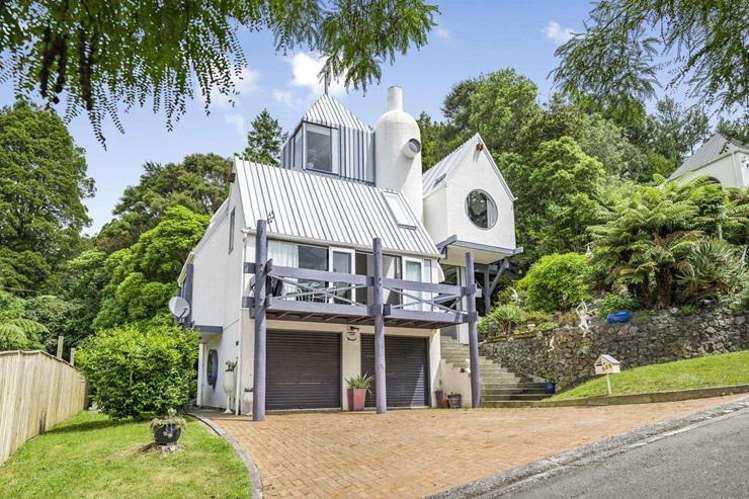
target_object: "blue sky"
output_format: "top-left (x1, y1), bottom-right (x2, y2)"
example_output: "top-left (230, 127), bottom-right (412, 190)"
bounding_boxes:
top-left (0, 1), bottom-right (593, 234)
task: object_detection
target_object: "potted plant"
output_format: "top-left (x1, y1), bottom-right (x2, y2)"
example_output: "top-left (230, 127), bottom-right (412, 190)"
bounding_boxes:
top-left (345, 373), bottom-right (373, 411)
top-left (150, 408), bottom-right (186, 446)
top-left (447, 392), bottom-right (462, 409)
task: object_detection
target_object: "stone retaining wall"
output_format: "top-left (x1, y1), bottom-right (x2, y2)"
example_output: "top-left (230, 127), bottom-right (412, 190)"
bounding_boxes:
top-left (480, 309), bottom-right (749, 390)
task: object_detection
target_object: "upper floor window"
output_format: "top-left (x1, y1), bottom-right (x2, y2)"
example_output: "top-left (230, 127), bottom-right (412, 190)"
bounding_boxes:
top-left (382, 191), bottom-right (416, 229)
top-left (466, 190), bottom-right (497, 229)
top-left (305, 123), bottom-right (334, 173)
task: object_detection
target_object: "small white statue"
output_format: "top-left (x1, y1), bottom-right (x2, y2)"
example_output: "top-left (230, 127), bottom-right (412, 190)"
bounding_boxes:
top-left (576, 301), bottom-right (591, 337)
top-left (223, 359), bottom-right (237, 414)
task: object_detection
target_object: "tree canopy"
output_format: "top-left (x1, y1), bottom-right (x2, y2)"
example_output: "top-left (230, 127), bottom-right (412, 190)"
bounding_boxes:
top-left (552, 0), bottom-right (749, 115)
top-left (0, 0), bottom-right (438, 143)
top-left (96, 153), bottom-right (231, 253)
top-left (242, 109), bottom-right (287, 165)
top-left (0, 101), bottom-right (94, 293)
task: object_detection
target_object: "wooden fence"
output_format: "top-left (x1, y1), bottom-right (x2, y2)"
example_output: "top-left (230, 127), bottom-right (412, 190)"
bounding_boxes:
top-left (0, 350), bottom-right (87, 465)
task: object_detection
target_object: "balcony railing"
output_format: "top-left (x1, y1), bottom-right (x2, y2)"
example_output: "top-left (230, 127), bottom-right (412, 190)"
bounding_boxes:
top-left (244, 263), bottom-right (471, 328)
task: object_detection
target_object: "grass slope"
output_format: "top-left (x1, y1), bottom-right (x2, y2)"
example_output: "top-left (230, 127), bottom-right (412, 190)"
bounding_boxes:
top-left (552, 350), bottom-right (749, 401)
top-left (0, 411), bottom-right (249, 498)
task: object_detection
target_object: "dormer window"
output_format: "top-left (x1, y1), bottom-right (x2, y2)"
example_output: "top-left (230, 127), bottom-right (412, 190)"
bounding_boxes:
top-left (305, 124), bottom-right (334, 173)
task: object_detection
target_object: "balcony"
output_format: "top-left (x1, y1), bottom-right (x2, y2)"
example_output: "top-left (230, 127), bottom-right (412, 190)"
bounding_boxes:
top-left (245, 263), bottom-right (472, 329)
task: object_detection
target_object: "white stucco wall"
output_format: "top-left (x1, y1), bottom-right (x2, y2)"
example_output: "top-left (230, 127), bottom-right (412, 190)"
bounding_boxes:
top-left (422, 186), bottom-right (450, 243)
top-left (678, 154), bottom-right (744, 188)
top-left (445, 149), bottom-right (516, 249)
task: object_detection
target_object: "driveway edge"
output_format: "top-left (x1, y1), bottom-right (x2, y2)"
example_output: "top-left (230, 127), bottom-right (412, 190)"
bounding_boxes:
top-left (429, 396), bottom-right (749, 498)
top-left (189, 412), bottom-right (263, 499)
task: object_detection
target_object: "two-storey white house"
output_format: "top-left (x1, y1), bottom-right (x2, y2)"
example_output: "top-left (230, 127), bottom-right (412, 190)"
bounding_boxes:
top-left (178, 87), bottom-right (522, 415)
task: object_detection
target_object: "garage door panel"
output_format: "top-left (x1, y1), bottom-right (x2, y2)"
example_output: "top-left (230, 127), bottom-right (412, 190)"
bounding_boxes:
top-left (361, 335), bottom-right (429, 407)
top-left (267, 331), bottom-right (341, 410)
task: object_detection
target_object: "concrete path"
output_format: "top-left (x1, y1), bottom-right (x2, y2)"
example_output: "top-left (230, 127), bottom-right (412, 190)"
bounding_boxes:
top-left (207, 395), bottom-right (745, 498)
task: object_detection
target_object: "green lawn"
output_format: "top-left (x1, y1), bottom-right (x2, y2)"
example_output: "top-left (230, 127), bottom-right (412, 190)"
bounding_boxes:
top-left (0, 411), bottom-right (249, 498)
top-left (552, 350), bottom-right (749, 401)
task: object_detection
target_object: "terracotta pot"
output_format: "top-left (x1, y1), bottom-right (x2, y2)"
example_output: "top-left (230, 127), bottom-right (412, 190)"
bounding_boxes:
top-left (435, 390), bottom-right (446, 408)
top-left (348, 388), bottom-right (367, 411)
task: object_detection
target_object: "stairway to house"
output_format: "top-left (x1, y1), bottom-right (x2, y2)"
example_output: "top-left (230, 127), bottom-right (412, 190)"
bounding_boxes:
top-left (440, 336), bottom-right (552, 406)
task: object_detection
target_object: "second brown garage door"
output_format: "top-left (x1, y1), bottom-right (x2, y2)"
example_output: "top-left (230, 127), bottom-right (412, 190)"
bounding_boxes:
top-left (360, 335), bottom-right (429, 407)
top-left (267, 331), bottom-right (341, 410)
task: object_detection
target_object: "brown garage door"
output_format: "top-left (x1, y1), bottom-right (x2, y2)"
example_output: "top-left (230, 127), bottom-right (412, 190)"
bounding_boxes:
top-left (267, 331), bottom-right (341, 410)
top-left (361, 335), bottom-right (429, 407)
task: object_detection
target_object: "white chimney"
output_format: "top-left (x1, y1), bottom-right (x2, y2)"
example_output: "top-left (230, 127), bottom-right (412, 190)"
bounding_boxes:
top-left (375, 86), bottom-right (423, 222)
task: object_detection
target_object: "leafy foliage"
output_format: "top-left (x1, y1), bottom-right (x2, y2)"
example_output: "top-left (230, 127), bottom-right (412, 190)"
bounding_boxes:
top-left (676, 239), bottom-right (745, 305)
top-left (1, 0), bottom-right (437, 143)
top-left (96, 154), bottom-right (230, 253)
top-left (242, 109), bottom-right (287, 165)
top-left (553, 1), bottom-right (749, 114)
top-left (480, 303), bottom-right (527, 336)
top-left (0, 318), bottom-right (47, 351)
top-left (517, 253), bottom-right (593, 312)
top-left (76, 324), bottom-right (198, 419)
top-left (94, 206), bottom-right (208, 330)
top-left (0, 102), bottom-right (93, 293)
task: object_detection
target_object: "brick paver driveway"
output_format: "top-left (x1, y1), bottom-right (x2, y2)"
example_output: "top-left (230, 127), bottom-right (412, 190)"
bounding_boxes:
top-left (209, 396), bottom-right (742, 498)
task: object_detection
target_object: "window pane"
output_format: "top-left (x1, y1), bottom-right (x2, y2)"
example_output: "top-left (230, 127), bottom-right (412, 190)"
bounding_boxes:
top-left (294, 131), bottom-right (302, 168)
top-left (466, 190), bottom-right (498, 229)
top-left (383, 192), bottom-right (415, 228)
top-left (404, 260), bottom-right (422, 310)
top-left (298, 245), bottom-right (327, 302)
top-left (306, 126), bottom-right (332, 172)
top-left (332, 251), bottom-right (352, 303)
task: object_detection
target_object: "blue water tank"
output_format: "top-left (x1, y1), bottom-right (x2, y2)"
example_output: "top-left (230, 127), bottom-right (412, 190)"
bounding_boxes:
top-left (607, 310), bottom-right (632, 324)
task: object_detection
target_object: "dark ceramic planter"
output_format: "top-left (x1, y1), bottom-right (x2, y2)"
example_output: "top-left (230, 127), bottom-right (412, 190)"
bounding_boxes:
top-left (447, 393), bottom-right (462, 409)
top-left (153, 424), bottom-right (183, 446)
top-left (347, 388), bottom-right (367, 411)
top-left (544, 382), bottom-right (556, 394)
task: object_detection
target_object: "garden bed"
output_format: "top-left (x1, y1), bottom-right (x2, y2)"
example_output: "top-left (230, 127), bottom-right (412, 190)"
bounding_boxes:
top-left (0, 411), bottom-right (249, 498)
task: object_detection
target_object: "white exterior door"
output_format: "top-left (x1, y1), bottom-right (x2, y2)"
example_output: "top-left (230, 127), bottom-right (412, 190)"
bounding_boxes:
top-left (329, 247), bottom-right (355, 303)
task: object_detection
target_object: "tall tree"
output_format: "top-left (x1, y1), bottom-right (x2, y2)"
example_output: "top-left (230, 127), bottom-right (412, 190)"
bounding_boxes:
top-left (416, 111), bottom-right (444, 170)
top-left (440, 69), bottom-right (542, 155)
top-left (0, 101), bottom-right (94, 293)
top-left (94, 206), bottom-right (209, 329)
top-left (552, 1), bottom-right (749, 115)
top-left (0, 0), bottom-right (438, 143)
top-left (96, 153), bottom-right (231, 253)
top-left (242, 109), bottom-right (286, 165)
top-left (646, 98), bottom-right (710, 163)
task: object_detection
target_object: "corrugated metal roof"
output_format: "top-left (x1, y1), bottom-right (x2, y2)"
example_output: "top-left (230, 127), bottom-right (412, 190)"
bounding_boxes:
top-left (422, 133), bottom-right (515, 200)
top-left (669, 133), bottom-right (749, 180)
top-left (235, 159), bottom-right (439, 257)
top-left (302, 94), bottom-right (372, 132)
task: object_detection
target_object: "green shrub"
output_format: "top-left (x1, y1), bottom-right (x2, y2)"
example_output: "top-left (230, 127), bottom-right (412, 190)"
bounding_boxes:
top-left (77, 324), bottom-right (198, 419)
top-left (0, 319), bottom-right (46, 351)
top-left (481, 303), bottom-right (528, 335)
top-left (517, 253), bottom-right (592, 312)
top-left (677, 239), bottom-right (744, 304)
top-left (598, 292), bottom-right (636, 318)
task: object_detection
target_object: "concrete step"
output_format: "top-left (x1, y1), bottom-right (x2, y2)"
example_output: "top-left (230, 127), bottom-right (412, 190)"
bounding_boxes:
top-left (481, 388), bottom-right (549, 396)
top-left (481, 393), bottom-right (552, 402)
top-left (481, 382), bottom-right (548, 390)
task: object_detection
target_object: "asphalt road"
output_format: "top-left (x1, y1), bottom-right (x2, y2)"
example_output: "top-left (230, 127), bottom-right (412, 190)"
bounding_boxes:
top-left (510, 408), bottom-right (749, 499)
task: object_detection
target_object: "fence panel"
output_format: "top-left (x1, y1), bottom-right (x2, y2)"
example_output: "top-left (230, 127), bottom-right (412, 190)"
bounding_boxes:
top-left (0, 350), bottom-right (87, 465)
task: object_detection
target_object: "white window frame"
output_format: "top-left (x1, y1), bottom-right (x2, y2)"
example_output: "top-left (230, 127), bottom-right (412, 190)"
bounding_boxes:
top-left (329, 247), bottom-right (355, 303)
top-left (402, 256), bottom-right (424, 311)
top-left (304, 122), bottom-right (339, 175)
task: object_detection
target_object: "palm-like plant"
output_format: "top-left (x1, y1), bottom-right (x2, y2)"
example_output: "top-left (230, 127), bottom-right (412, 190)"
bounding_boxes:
top-left (0, 318), bottom-right (47, 351)
top-left (676, 239), bottom-right (745, 304)
top-left (590, 180), bottom-right (701, 307)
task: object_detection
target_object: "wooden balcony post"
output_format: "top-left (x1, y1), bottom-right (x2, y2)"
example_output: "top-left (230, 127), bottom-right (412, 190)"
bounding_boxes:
top-left (372, 237), bottom-right (387, 414)
top-left (253, 219), bottom-right (268, 421)
top-left (464, 252), bottom-right (481, 408)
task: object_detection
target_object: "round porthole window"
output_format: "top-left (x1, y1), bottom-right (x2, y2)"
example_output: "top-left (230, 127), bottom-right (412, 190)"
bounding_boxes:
top-left (465, 190), bottom-right (498, 229)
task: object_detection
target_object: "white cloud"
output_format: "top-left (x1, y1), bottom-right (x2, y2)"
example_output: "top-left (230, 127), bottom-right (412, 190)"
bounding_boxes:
top-left (287, 52), bottom-right (345, 96)
top-left (434, 25), bottom-right (450, 40)
top-left (203, 66), bottom-right (260, 109)
top-left (543, 20), bottom-right (574, 45)
top-left (272, 89), bottom-right (300, 108)
top-left (224, 113), bottom-right (246, 137)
